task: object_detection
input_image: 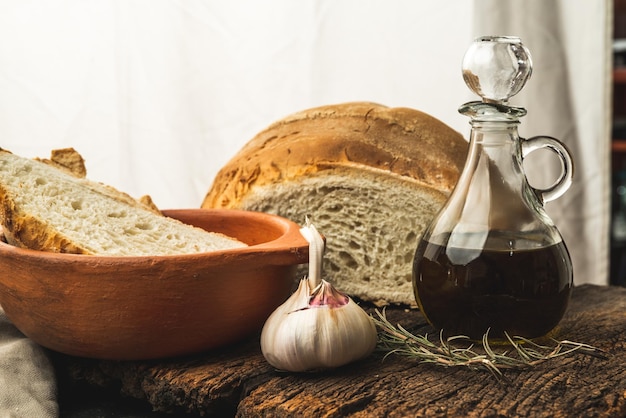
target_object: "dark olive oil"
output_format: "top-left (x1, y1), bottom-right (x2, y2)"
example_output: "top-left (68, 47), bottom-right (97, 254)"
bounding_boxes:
top-left (412, 235), bottom-right (573, 340)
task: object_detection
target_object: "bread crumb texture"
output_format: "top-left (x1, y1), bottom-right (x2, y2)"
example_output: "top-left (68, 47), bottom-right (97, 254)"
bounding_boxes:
top-left (234, 169), bottom-right (447, 305)
top-left (0, 150), bottom-right (246, 256)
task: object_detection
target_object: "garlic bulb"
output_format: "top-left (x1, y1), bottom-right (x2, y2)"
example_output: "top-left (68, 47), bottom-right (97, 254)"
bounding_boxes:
top-left (260, 220), bottom-right (377, 372)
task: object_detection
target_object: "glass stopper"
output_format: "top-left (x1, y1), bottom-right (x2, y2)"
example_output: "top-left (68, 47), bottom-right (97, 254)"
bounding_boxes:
top-left (462, 36), bottom-right (532, 104)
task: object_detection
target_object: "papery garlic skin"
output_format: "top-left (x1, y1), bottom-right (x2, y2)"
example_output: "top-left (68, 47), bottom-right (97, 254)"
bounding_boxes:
top-left (299, 219), bottom-right (325, 288)
top-left (262, 220), bottom-right (377, 372)
top-left (265, 278), bottom-right (311, 321)
top-left (260, 278), bottom-right (311, 370)
top-left (260, 279), bottom-right (377, 372)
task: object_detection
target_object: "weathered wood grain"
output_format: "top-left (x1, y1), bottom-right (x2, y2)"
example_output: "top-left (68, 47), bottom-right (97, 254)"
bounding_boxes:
top-left (55, 284), bottom-right (626, 417)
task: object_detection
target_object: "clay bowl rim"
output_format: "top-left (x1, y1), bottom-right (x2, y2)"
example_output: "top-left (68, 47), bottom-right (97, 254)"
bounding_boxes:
top-left (0, 208), bottom-right (310, 264)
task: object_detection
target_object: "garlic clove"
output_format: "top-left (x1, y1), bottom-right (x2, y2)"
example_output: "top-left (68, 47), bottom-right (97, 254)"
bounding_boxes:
top-left (261, 279), bottom-right (377, 372)
top-left (260, 278), bottom-right (310, 363)
top-left (309, 298), bottom-right (378, 369)
top-left (262, 302), bottom-right (321, 372)
top-left (260, 220), bottom-right (378, 372)
top-left (274, 277), bottom-right (311, 315)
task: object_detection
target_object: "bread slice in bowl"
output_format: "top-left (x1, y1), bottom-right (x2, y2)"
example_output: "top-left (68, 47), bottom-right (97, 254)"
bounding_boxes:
top-left (0, 148), bottom-right (246, 255)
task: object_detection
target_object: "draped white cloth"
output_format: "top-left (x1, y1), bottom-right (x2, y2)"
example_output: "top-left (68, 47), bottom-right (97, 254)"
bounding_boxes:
top-left (0, 308), bottom-right (58, 417)
top-left (473, 0), bottom-right (613, 286)
top-left (0, 0), bottom-right (611, 285)
top-left (0, 0), bottom-right (473, 209)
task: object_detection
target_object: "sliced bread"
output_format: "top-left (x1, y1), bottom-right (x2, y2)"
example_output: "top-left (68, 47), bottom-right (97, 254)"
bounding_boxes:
top-left (37, 147), bottom-right (162, 215)
top-left (202, 102), bottom-right (468, 305)
top-left (0, 148), bottom-right (246, 256)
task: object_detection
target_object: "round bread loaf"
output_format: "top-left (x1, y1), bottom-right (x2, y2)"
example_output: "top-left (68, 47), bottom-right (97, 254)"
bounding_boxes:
top-left (202, 102), bottom-right (468, 305)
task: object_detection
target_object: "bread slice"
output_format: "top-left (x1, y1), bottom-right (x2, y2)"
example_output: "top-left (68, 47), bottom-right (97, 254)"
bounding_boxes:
top-left (36, 147), bottom-right (162, 215)
top-left (0, 148), bottom-right (246, 256)
top-left (202, 102), bottom-right (468, 306)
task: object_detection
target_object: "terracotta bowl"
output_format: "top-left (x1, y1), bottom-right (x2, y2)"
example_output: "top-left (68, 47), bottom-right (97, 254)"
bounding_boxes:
top-left (0, 209), bottom-right (308, 360)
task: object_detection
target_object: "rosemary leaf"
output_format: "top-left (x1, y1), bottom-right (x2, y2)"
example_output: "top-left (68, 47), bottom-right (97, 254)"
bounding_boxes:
top-left (372, 309), bottom-right (606, 377)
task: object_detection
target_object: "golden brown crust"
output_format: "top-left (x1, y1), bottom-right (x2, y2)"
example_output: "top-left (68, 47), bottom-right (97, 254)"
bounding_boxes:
top-left (202, 102), bottom-right (467, 208)
top-left (36, 147), bottom-right (88, 178)
top-left (138, 194), bottom-right (162, 214)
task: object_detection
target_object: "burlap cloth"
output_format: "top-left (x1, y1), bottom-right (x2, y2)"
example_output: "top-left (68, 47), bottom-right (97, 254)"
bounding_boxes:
top-left (0, 307), bottom-right (58, 417)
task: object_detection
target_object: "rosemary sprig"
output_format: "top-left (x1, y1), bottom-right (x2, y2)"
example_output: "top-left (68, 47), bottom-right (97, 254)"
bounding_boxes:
top-left (372, 309), bottom-right (605, 378)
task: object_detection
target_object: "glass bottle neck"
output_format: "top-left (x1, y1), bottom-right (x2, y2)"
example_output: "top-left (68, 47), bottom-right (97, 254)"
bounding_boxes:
top-left (462, 120), bottom-right (524, 191)
top-left (468, 120), bottom-right (520, 146)
top-left (424, 111), bottom-right (562, 251)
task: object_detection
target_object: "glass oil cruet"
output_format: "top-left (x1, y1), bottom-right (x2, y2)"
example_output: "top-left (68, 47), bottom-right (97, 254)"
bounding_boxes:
top-left (412, 36), bottom-right (574, 341)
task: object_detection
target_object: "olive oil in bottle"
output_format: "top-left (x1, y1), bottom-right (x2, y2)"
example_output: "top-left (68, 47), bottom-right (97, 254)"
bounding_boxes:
top-left (413, 234), bottom-right (572, 340)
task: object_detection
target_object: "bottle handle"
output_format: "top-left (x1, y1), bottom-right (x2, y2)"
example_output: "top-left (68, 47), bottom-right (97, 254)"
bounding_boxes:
top-left (521, 136), bottom-right (574, 203)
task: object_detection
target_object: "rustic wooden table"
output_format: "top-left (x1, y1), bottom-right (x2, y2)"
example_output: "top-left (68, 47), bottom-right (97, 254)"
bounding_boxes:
top-left (53, 284), bottom-right (626, 417)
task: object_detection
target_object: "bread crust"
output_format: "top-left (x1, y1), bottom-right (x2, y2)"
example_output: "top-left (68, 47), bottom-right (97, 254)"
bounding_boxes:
top-left (203, 102), bottom-right (467, 208)
top-left (0, 183), bottom-right (90, 253)
top-left (36, 147), bottom-right (88, 178)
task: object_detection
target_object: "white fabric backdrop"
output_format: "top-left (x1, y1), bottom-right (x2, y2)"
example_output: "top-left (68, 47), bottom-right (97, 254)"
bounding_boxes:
top-left (0, 0), bottom-right (473, 208)
top-left (473, 0), bottom-right (612, 286)
top-left (0, 0), bottom-right (611, 285)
